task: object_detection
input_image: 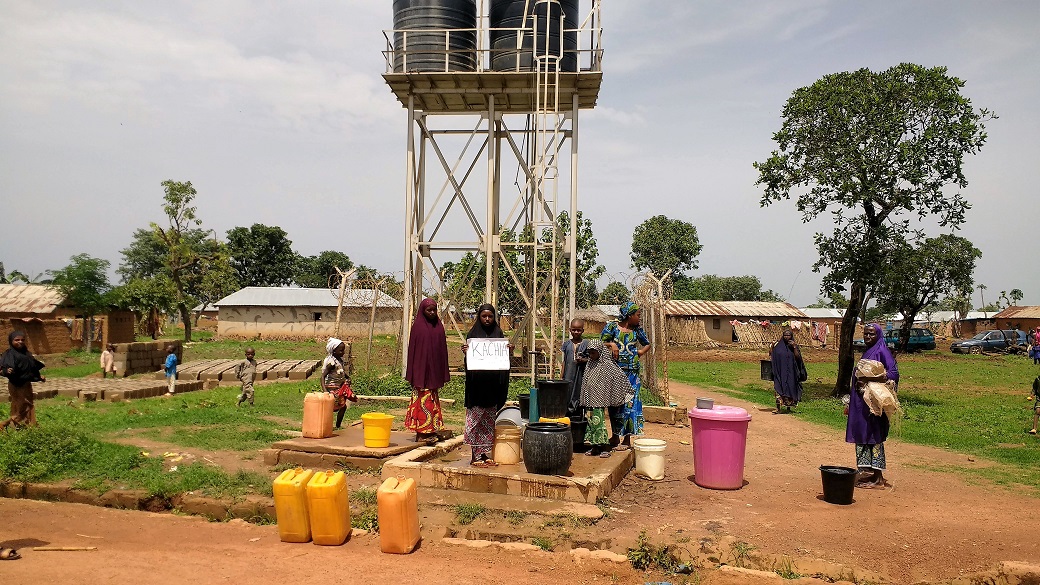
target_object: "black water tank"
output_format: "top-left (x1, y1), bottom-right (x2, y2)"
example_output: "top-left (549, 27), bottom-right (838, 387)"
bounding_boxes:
top-left (489, 0), bottom-right (579, 72)
top-left (393, 0), bottom-right (478, 72)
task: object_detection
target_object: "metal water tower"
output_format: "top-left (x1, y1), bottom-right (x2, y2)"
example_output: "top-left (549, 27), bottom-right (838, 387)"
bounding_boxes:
top-left (383, 0), bottom-right (603, 377)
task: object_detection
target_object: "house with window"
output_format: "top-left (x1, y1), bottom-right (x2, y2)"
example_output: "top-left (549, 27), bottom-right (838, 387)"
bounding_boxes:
top-left (214, 287), bottom-right (402, 340)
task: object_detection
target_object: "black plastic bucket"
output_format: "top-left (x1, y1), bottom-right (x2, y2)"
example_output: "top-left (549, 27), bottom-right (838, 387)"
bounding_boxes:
top-left (517, 393), bottom-right (530, 420)
top-left (537, 379), bottom-right (570, 418)
top-left (522, 422), bottom-right (573, 475)
top-left (760, 359), bottom-right (773, 381)
top-left (819, 465), bottom-right (856, 505)
top-left (569, 416), bottom-right (587, 452)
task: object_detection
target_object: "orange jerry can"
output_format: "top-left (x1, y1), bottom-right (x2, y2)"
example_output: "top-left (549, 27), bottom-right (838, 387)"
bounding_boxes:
top-left (302, 392), bottom-right (334, 438)
top-left (273, 468), bottom-right (314, 543)
top-left (306, 470), bottom-right (351, 546)
top-left (377, 477), bottom-right (421, 554)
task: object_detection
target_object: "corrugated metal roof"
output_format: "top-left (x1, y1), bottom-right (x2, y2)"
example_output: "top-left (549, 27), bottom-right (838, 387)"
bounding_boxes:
top-left (664, 300), bottom-right (807, 318)
top-left (215, 287), bottom-right (402, 309)
top-left (0, 284), bottom-right (65, 314)
top-left (798, 308), bottom-right (847, 319)
top-left (594, 305), bottom-right (621, 319)
top-left (993, 306), bottom-right (1040, 319)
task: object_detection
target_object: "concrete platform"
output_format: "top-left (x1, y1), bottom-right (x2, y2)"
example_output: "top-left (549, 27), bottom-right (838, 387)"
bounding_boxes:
top-left (265, 426), bottom-right (433, 470)
top-left (382, 436), bottom-right (633, 504)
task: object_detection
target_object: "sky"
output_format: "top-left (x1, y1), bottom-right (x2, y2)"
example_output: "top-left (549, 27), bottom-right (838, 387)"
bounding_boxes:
top-left (1, 1), bottom-right (1038, 307)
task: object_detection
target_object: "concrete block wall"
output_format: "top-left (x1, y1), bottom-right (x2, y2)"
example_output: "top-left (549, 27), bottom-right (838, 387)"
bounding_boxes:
top-left (111, 340), bottom-right (183, 377)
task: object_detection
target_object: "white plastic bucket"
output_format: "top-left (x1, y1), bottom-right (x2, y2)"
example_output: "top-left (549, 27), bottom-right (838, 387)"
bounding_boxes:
top-left (633, 438), bottom-right (667, 480)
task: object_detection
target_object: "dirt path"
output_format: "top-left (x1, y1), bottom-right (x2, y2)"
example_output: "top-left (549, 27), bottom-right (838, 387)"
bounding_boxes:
top-left (0, 498), bottom-right (636, 585)
top-left (595, 380), bottom-right (1040, 582)
top-left (3, 378), bottom-right (1039, 583)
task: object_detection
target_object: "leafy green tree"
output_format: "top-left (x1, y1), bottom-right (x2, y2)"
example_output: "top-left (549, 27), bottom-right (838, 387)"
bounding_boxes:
top-left (755, 63), bottom-right (993, 394)
top-left (226, 224), bottom-right (298, 287)
top-left (874, 235), bottom-right (981, 351)
top-left (48, 254), bottom-right (112, 352)
top-left (552, 211), bottom-right (605, 309)
top-left (295, 251), bottom-right (354, 288)
top-left (598, 281), bottom-right (631, 305)
top-left (673, 274), bottom-right (784, 302)
top-left (1010, 289), bottom-right (1024, 305)
top-left (109, 275), bottom-right (178, 337)
top-left (7, 270), bottom-right (50, 284)
top-left (151, 180), bottom-right (217, 342)
top-left (630, 215), bottom-right (702, 278)
top-left (193, 253), bottom-right (239, 322)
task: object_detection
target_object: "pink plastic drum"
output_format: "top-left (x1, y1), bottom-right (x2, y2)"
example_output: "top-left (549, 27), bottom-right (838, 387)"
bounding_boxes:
top-left (688, 405), bottom-right (752, 490)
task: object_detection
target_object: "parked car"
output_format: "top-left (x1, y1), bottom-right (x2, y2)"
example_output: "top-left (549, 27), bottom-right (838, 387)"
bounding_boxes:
top-left (950, 329), bottom-right (1028, 354)
top-left (853, 327), bottom-right (936, 351)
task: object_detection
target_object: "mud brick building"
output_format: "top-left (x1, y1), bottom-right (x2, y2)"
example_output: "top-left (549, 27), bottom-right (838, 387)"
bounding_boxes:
top-left (0, 284), bottom-right (136, 354)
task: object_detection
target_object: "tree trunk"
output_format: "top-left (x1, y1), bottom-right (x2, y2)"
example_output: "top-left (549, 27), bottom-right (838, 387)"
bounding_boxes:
top-left (834, 282), bottom-right (865, 397)
top-left (84, 316), bottom-right (93, 353)
top-left (178, 303), bottom-right (192, 342)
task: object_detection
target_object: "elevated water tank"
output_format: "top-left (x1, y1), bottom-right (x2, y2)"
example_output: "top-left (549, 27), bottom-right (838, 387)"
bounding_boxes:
top-left (489, 0), bottom-right (578, 72)
top-left (393, 0), bottom-right (478, 72)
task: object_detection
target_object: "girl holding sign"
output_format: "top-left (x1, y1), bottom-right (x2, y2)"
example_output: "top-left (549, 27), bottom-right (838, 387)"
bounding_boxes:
top-left (462, 304), bottom-right (512, 467)
top-left (405, 298), bottom-right (451, 442)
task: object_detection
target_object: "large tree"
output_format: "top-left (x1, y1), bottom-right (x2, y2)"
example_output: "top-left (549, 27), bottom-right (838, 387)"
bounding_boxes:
top-left (874, 235), bottom-right (981, 351)
top-left (109, 275), bottom-right (178, 337)
top-left (48, 254), bottom-right (111, 352)
top-left (151, 180), bottom-right (218, 342)
top-left (553, 211), bottom-right (605, 309)
top-left (755, 63), bottom-right (993, 395)
top-left (673, 274), bottom-right (784, 302)
top-left (630, 215), bottom-right (702, 278)
top-left (295, 251), bottom-right (354, 289)
top-left (598, 281), bottom-right (631, 305)
top-left (226, 224), bottom-right (298, 287)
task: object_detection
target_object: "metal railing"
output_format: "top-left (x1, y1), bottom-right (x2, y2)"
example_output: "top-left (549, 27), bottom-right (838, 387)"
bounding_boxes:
top-left (382, 0), bottom-right (602, 75)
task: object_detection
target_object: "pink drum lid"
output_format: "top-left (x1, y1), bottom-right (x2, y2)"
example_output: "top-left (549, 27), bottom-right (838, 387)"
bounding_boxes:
top-left (687, 405), bottom-right (751, 422)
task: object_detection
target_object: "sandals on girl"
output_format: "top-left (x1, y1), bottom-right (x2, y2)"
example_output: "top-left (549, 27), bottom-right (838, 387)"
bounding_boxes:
top-left (0, 548), bottom-right (20, 560)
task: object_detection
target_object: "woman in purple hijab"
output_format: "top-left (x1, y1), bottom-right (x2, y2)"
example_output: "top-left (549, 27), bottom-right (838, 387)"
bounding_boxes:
top-left (845, 323), bottom-right (899, 488)
top-left (405, 298), bottom-right (451, 441)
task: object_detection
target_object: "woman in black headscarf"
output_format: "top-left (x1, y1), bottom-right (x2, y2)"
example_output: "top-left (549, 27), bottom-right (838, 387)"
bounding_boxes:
top-left (0, 331), bottom-right (46, 430)
top-left (461, 304), bottom-right (512, 467)
top-left (769, 329), bottom-right (805, 413)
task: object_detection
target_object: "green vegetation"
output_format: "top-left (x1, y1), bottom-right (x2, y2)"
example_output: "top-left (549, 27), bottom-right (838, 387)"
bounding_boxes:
top-left (505, 510), bottom-right (529, 526)
top-left (628, 530), bottom-right (685, 573)
top-left (670, 354), bottom-right (1040, 489)
top-left (454, 503), bottom-right (486, 525)
top-left (0, 425), bottom-right (270, 499)
top-left (531, 536), bottom-right (554, 551)
top-left (350, 487), bottom-right (379, 532)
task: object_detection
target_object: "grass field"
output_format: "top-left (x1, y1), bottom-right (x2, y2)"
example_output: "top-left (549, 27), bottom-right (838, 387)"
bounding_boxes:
top-left (670, 353), bottom-right (1040, 490)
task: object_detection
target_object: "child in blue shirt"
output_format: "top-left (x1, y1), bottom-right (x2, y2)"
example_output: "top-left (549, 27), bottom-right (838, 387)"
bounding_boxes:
top-left (164, 345), bottom-right (178, 396)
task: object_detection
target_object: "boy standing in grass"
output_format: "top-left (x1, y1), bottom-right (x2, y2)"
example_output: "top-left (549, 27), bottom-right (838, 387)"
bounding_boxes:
top-left (235, 348), bottom-right (257, 406)
top-left (100, 343), bottom-right (116, 378)
top-left (164, 345), bottom-right (177, 396)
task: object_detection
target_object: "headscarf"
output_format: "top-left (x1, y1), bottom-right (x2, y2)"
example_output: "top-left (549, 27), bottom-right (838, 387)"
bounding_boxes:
top-left (406, 298), bottom-right (450, 391)
top-left (325, 337), bottom-right (344, 356)
top-left (467, 303), bottom-right (505, 339)
top-left (579, 339), bottom-right (631, 408)
top-left (0, 331), bottom-right (45, 386)
top-left (859, 323), bottom-right (898, 386)
top-left (619, 302), bottom-right (640, 321)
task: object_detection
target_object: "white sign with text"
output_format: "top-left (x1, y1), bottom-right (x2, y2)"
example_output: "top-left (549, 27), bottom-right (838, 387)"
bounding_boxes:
top-left (466, 338), bottom-right (511, 371)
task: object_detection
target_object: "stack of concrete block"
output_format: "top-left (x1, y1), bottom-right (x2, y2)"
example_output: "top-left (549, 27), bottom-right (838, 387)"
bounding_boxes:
top-left (288, 359), bottom-right (321, 380)
top-left (112, 340), bottom-right (183, 377)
